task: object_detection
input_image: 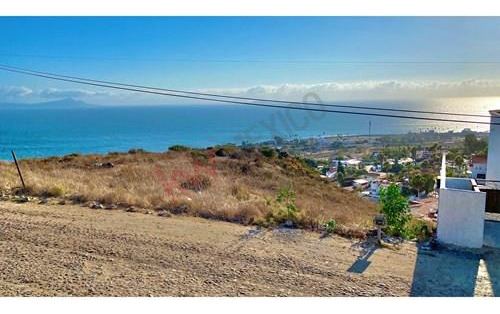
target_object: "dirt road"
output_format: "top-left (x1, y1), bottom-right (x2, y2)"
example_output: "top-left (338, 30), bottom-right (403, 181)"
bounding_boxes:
top-left (0, 200), bottom-right (499, 296)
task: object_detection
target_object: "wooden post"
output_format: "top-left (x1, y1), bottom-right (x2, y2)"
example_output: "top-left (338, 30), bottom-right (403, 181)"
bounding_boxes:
top-left (11, 150), bottom-right (25, 189)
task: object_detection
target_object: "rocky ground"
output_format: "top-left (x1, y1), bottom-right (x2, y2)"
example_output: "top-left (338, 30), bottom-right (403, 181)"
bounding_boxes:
top-left (410, 196), bottom-right (438, 222)
top-left (0, 199), bottom-right (499, 297)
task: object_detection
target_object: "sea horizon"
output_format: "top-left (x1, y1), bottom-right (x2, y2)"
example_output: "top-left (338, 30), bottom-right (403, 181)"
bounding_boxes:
top-left (0, 97), bottom-right (497, 160)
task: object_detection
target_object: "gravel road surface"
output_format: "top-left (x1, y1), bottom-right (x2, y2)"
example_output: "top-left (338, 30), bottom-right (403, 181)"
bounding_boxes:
top-left (1, 201), bottom-right (499, 296)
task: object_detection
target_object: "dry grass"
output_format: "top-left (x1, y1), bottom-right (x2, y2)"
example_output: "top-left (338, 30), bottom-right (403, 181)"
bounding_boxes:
top-left (0, 147), bottom-right (377, 237)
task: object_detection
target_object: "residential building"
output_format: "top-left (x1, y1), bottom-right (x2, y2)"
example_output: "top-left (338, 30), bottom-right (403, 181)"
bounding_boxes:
top-left (331, 158), bottom-right (362, 168)
top-left (437, 109), bottom-right (500, 249)
top-left (369, 179), bottom-right (391, 198)
top-left (437, 176), bottom-right (486, 248)
top-left (416, 150), bottom-right (431, 160)
top-left (353, 178), bottom-right (369, 189)
top-left (398, 157), bottom-right (414, 165)
top-left (487, 110), bottom-right (500, 182)
top-left (470, 154), bottom-right (487, 180)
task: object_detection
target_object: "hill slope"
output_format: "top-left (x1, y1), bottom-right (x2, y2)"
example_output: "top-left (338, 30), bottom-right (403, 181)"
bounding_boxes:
top-left (0, 146), bottom-right (376, 236)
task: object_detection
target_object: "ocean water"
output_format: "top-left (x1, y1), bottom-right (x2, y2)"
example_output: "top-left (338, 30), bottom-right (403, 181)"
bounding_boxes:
top-left (0, 97), bottom-right (498, 160)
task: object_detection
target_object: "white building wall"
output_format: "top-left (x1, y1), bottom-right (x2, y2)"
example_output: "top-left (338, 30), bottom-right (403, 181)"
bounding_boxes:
top-left (487, 110), bottom-right (500, 181)
top-left (437, 188), bottom-right (486, 248)
top-left (370, 181), bottom-right (381, 196)
top-left (471, 163), bottom-right (487, 179)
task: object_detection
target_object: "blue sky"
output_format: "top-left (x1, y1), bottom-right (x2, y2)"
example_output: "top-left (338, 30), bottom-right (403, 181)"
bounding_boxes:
top-left (1, 17), bottom-right (500, 104)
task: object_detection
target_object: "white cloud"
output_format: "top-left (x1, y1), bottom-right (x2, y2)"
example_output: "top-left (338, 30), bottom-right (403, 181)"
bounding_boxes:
top-left (37, 87), bottom-right (113, 99)
top-left (2, 78), bottom-right (500, 104)
top-left (0, 86), bottom-right (33, 99)
top-left (202, 79), bottom-right (500, 101)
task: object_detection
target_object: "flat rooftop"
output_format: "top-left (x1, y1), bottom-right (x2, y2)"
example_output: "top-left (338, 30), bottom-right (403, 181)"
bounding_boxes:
top-left (445, 177), bottom-right (481, 192)
top-left (490, 109), bottom-right (500, 117)
top-left (478, 181), bottom-right (500, 191)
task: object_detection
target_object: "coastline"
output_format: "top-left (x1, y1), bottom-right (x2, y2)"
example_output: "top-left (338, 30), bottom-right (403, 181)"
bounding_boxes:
top-left (1, 129), bottom-right (489, 162)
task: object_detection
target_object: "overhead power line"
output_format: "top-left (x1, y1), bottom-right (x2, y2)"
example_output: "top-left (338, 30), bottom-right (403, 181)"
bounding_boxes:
top-left (0, 64), bottom-right (497, 126)
top-left (0, 63), bottom-right (490, 119)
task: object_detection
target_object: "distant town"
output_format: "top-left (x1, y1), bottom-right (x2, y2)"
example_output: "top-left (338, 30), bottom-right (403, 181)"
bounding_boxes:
top-left (255, 129), bottom-right (491, 225)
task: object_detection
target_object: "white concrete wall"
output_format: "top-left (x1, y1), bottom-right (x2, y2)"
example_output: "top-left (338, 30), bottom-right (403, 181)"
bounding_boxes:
top-left (437, 188), bottom-right (486, 248)
top-left (487, 110), bottom-right (500, 181)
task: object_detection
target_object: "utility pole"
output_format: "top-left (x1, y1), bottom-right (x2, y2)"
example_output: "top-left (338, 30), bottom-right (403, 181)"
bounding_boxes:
top-left (368, 119), bottom-right (372, 136)
top-left (11, 150), bottom-right (26, 189)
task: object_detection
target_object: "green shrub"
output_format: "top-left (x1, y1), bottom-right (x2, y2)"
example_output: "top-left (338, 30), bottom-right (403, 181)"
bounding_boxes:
top-left (401, 186), bottom-right (412, 197)
top-left (214, 144), bottom-right (238, 156)
top-left (190, 150), bottom-right (210, 163)
top-left (64, 153), bottom-right (81, 158)
top-left (325, 219), bottom-right (336, 234)
top-left (168, 145), bottom-right (191, 152)
top-left (404, 218), bottom-right (434, 241)
top-left (379, 183), bottom-right (411, 237)
top-left (303, 158), bottom-right (318, 169)
top-left (275, 187), bottom-right (297, 222)
top-left (62, 153), bottom-right (81, 162)
top-left (214, 148), bottom-right (228, 157)
top-left (128, 148), bottom-right (147, 154)
top-left (260, 146), bottom-right (276, 158)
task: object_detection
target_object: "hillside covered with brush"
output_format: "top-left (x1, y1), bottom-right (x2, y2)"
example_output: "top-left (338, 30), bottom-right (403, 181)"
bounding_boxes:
top-left (0, 145), bottom-right (377, 236)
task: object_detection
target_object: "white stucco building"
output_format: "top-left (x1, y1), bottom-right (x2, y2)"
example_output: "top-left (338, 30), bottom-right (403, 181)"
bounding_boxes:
top-left (369, 179), bottom-right (391, 198)
top-left (352, 178), bottom-right (369, 189)
top-left (398, 157), bottom-right (414, 165)
top-left (331, 158), bottom-right (362, 168)
top-left (486, 110), bottom-right (500, 182)
top-left (437, 177), bottom-right (486, 248)
top-left (437, 109), bottom-right (500, 249)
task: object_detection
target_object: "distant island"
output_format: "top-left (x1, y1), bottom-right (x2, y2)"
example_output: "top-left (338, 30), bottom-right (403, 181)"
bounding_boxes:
top-left (0, 98), bottom-right (96, 110)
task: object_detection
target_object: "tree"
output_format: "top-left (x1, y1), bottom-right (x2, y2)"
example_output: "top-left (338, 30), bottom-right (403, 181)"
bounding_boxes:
top-left (303, 158), bottom-right (318, 169)
top-left (447, 148), bottom-right (459, 162)
top-left (382, 162), bottom-right (391, 172)
top-left (454, 155), bottom-right (465, 175)
top-left (420, 160), bottom-right (430, 170)
top-left (410, 172), bottom-right (425, 198)
top-left (336, 171), bottom-right (345, 187)
top-left (410, 147), bottom-right (417, 160)
top-left (428, 143), bottom-right (441, 152)
top-left (377, 152), bottom-right (386, 165)
top-left (464, 133), bottom-right (488, 155)
top-left (446, 167), bottom-right (458, 178)
top-left (389, 162), bottom-right (403, 174)
top-left (379, 183), bottom-right (411, 236)
top-left (423, 174), bottom-right (436, 194)
top-left (337, 160), bottom-right (345, 176)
